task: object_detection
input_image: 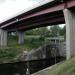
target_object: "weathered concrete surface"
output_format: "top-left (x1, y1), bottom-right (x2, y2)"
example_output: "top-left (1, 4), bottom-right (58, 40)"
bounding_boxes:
top-left (31, 61), bottom-right (64, 75)
top-left (17, 31), bottom-right (25, 44)
top-left (63, 9), bottom-right (75, 59)
top-left (31, 64), bottom-right (57, 75)
top-left (0, 29), bottom-right (7, 46)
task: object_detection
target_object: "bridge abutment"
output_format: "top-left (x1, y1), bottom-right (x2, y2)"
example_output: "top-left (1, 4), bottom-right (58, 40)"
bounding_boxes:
top-left (17, 31), bottom-right (24, 45)
top-left (0, 29), bottom-right (7, 46)
top-left (63, 9), bottom-right (75, 59)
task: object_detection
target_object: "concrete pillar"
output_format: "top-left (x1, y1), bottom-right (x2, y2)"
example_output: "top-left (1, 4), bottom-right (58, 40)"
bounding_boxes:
top-left (0, 29), bottom-right (7, 46)
top-left (18, 31), bottom-right (24, 44)
top-left (63, 9), bottom-right (75, 59)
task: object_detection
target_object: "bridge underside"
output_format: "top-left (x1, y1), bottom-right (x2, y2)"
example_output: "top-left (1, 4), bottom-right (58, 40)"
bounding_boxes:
top-left (1, 0), bottom-right (75, 31)
top-left (3, 11), bottom-right (65, 31)
top-left (0, 0), bottom-right (75, 59)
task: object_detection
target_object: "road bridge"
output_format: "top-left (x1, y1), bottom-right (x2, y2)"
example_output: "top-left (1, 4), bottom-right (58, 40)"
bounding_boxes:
top-left (0, 0), bottom-right (75, 59)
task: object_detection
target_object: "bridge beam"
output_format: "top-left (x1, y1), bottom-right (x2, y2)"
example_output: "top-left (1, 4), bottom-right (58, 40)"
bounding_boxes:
top-left (0, 29), bottom-right (7, 46)
top-left (63, 9), bottom-right (75, 59)
top-left (17, 31), bottom-right (25, 45)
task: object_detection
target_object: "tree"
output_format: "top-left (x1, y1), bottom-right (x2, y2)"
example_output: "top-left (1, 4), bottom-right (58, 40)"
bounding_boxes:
top-left (25, 25), bottom-right (66, 38)
top-left (25, 27), bottom-right (48, 36)
top-left (59, 25), bottom-right (66, 39)
top-left (50, 25), bottom-right (61, 37)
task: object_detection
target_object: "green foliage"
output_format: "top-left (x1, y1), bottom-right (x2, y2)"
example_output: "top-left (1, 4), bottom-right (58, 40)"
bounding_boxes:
top-left (0, 47), bottom-right (22, 63)
top-left (50, 25), bottom-right (61, 37)
top-left (25, 27), bottom-right (48, 36)
top-left (59, 26), bottom-right (66, 39)
top-left (49, 25), bottom-right (66, 39)
top-left (0, 26), bottom-right (66, 63)
top-left (25, 27), bottom-right (49, 49)
top-left (8, 34), bottom-right (45, 50)
top-left (25, 26), bottom-right (66, 38)
top-left (8, 35), bottom-right (18, 46)
top-left (25, 35), bottom-right (45, 49)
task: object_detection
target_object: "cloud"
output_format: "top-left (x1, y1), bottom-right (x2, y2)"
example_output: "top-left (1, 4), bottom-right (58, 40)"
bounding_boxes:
top-left (0, 0), bottom-right (38, 23)
top-left (0, 0), bottom-right (5, 4)
top-left (0, 0), bottom-right (53, 23)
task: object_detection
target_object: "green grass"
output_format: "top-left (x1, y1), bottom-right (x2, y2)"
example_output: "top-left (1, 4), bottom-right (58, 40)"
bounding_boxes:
top-left (0, 47), bottom-right (23, 63)
top-left (8, 35), bottom-right (45, 50)
top-left (8, 35), bottom-right (32, 50)
top-left (47, 57), bottom-right (75, 75)
top-left (0, 35), bottom-right (45, 63)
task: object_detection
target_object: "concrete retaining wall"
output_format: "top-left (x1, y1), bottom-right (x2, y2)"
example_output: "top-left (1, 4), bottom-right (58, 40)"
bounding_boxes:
top-left (31, 64), bottom-right (56, 75)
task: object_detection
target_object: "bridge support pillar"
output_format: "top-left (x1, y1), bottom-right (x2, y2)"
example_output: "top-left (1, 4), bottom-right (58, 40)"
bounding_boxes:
top-left (63, 9), bottom-right (75, 59)
top-left (18, 31), bottom-right (24, 44)
top-left (0, 29), bottom-right (7, 46)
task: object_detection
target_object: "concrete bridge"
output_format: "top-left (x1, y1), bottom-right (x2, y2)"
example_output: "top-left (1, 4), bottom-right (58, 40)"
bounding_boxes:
top-left (0, 0), bottom-right (75, 59)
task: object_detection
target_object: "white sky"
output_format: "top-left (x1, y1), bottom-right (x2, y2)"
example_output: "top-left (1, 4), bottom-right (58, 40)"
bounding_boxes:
top-left (0, 0), bottom-right (53, 23)
top-left (0, 0), bottom-right (64, 28)
top-left (0, 0), bottom-right (37, 23)
top-left (47, 24), bottom-right (65, 30)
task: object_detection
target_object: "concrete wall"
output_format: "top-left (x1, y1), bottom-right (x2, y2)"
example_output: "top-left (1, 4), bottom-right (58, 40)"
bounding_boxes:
top-left (63, 9), bottom-right (75, 59)
top-left (18, 42), bottom-right (66, 61)
top-left (0, 29), bottom-right (7, 46)
top-left (31, 64), bottom-right (57, 75)
top-left (17, 31), bottom-right (25, 44)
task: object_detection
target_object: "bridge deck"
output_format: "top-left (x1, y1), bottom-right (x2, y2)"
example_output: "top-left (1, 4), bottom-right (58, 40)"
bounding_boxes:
top-left (0, 0), bottom-right (75, 31)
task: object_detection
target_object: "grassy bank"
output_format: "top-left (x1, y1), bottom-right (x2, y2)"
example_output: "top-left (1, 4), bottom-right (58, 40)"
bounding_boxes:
top-left (8, 35), bottom-right (45, 50)
top-left (47, 57), bottom-right (75, 75)
top-left (0, 47), bottom-right (23, 63)
top-left (0, 35), bottom-right (45, 63)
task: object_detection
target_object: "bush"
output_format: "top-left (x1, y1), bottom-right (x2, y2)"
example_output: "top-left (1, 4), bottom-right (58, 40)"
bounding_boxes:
top-left (0, 47), bottom-right (22, 63)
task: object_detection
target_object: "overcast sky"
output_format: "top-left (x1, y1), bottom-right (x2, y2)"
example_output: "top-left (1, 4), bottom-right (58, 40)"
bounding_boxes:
top-left (0, 0), bottom-right (65, 28)
top-left (0, 0), bottom-right (37, 23)
top-left (0, 0), bottom-right (53, 23)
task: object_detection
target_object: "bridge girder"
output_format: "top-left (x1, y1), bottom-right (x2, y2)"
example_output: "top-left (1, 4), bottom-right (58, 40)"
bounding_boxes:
top-left (0, 0), bottom-right (75, 31)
